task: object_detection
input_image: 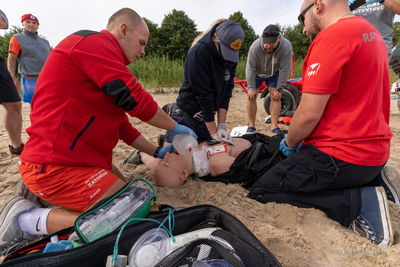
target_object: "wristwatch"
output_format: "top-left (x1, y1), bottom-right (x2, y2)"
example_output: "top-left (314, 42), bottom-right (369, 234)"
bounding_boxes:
top-left (153, 146), bottom-right (161, 158)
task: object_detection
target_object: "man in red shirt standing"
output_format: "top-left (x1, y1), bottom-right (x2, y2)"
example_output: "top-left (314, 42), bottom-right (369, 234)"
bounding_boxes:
top-left (0, 8), bottom-right (196, 255)
top-left (249, 0), bottom-right (398, 247)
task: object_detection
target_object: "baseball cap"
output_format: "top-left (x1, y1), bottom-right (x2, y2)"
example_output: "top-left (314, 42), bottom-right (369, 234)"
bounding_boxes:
top-left (215, 20), bottom-right (244, 62)
top-left (262, 25), bottom-right (280, 44)
top-left (21, 14), bottom-right (39, 25)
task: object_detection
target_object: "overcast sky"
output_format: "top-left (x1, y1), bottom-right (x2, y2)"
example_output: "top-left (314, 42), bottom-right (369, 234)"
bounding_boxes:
top-left (2, 1), bottom-right (399, 47)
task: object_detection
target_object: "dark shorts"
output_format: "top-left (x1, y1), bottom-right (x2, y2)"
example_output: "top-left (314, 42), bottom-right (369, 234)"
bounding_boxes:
top-left (252, 69), bottom-right (280, 89)
top-left (0, 58), bottom-right (21, 103)
top-left (165, 105), bottom-right (211, 144)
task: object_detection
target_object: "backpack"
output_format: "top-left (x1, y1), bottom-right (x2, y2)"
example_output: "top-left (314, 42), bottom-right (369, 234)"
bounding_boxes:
top-left (1, 205), bottom-right (282, 267)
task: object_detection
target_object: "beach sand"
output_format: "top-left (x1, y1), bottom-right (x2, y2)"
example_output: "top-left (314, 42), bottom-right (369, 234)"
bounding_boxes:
top-left (0, 88), bottom-right (399, 266)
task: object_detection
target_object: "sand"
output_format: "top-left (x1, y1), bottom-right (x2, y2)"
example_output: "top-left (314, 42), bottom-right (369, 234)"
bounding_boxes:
top-left (0, 87), bottom-right (400, 266)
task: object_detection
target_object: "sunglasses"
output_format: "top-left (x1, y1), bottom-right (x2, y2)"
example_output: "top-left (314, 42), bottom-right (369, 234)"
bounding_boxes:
top-left (298, 3), bottom-right (314, 27)
top-left (263, 31), bottom-right (280, 37)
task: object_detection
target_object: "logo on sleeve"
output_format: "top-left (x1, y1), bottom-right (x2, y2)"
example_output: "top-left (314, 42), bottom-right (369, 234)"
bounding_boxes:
top-left (306, 63), bottom-right (321, 79)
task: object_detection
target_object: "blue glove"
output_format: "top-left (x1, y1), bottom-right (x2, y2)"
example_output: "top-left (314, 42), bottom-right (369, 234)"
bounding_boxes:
top-left (279, 134), bottom-right (303, 157)
top-left (167, 124), bottom-right (198, 139)
top-left (157, 144), bottom-right (175, 159)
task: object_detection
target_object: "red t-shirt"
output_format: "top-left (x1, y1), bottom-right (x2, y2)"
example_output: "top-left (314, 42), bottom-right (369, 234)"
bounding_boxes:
top-left (302, 16), bottom-right (392, 166)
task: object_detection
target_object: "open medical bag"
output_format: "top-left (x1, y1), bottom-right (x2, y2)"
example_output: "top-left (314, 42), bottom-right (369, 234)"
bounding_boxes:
top-left (71, 178), bottom-right (155, 243)
top-left (1, 205), bottom-right (282, 267)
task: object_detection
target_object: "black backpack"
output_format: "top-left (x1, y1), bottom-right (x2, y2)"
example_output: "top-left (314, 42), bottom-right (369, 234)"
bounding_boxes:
top-left (1, 205), bottom-right (281, 267)
top-left (203, 133), bottom-right (285, 188)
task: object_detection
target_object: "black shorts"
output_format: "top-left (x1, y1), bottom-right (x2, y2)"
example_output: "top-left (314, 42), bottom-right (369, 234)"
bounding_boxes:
top-left (0, 57), bottom-right (21, 103)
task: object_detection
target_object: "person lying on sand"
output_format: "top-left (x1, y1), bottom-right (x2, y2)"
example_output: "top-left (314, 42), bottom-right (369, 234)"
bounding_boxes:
top-left (124, 133), bottom-right (284, 188)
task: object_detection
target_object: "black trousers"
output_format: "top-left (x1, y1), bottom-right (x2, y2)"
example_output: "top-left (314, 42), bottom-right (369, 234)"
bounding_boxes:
top-left (248, 144), bottom-right (384, 226)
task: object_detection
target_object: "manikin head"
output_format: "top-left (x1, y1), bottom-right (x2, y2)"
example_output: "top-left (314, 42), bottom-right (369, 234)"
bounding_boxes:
top-left (153, 152), bottom-right (193, 187)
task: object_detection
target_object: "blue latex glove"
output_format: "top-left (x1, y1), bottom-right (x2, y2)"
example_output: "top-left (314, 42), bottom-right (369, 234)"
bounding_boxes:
top-left (158, 144), bottom-right (175, 159)
top-left (279, 134), bottom-right (303, 157)
top-left (167, 124), bottom-right (198, 139)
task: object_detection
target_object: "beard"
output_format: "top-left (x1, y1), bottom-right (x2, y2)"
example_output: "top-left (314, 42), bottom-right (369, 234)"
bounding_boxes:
top-left (308, 12), bottom-right (323, 42)
top-left (265, 47), bottom-right (275, 54)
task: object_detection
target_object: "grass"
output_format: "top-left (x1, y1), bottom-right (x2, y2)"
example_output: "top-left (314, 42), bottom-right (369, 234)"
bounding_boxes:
top-left (128, 55), bottom-right (184, 93)
top-left (130, 54), bottom-right (398, 91)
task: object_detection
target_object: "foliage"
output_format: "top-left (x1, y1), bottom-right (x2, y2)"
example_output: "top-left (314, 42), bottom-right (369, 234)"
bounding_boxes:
top-left (393, 22), bottom-right (400, 47)
top-left (143, 18), bottom-right (160, 56)
top-left (0, 25), bottom-right (23, 64)
top-left (228, 11), bottom-right (259, 59)
top-left (158, 9), bottom-right (198, 60)
top-left (281, 23), bottom-right (311, 60)
top-left (128, 54), bottom-right (184, 91)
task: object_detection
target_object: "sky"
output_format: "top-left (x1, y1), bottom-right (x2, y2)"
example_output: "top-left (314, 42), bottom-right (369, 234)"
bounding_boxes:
top-left (2, 0), bottom-right (303, 47)
top-left (3, 0), bottom-right (400, 47)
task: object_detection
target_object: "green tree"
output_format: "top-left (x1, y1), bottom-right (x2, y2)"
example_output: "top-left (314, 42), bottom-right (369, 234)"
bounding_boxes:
top-left (0, 25), bottom-right (23, 64)
top-left (228, 11), bottom-right (258, 59)
top-left (393, 22), bottom-right (400, 47)
top-left (143, 18), bottom-right (160, 56)
top-left (282, 23), bottom-right (311, 60)
top-left (158, 9), bottom-right (198, 60)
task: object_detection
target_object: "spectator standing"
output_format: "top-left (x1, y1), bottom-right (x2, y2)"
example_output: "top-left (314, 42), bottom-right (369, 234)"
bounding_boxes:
top-left (7, 14), bottom-right (50, 103)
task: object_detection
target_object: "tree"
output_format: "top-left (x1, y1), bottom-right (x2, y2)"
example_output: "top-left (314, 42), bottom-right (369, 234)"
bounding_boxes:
top-left (143, 18), bottom-right (160, 56)
top-left (228, 11), bottom-right (258, 59)
top-left (0, 26), bottom-right (23, 64)
top-left (393, 22), bottom-right (400, 48)
top-left (281, 23), bottom-right (311, 60)
top-left (158, 9), bottom-right (198, 60)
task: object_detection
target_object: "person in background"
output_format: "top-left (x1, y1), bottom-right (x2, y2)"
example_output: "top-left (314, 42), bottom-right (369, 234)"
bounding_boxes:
top-left (0, 10), bottom-right (24, 155)
top-left (7, 13), bottom-right (50, 103)
top-left (163, 19), bottom-right (244, 146)
top-left (245, 24), bottom-right (292, 134)
top-left (248, 0), bottom-right (398, 248)
top-left (351, 0), bottom-right (400, 58)
top-left (0, 8), bottom-right (196, 255)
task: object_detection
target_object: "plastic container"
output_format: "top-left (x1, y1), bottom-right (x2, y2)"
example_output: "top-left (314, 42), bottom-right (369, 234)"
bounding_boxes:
top-left (172, 134), bottom-right (198, 156)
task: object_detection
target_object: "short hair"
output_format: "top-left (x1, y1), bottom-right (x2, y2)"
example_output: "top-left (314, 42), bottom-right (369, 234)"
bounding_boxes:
top-left (107, 8), bottom-right (143, 31)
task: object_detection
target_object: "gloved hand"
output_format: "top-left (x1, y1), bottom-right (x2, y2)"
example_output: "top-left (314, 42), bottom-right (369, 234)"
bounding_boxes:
top-left (216, 123), bottom-right (236, 146)
top-left (279, 134), bottom-right (303, 157)
top-left (167, 124), bottom-right (198, 139)
top-left (157, 144), bottom-right (175, 159)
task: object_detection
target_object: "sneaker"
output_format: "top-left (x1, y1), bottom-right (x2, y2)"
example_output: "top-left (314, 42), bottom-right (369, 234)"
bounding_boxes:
top-left (245, 127), bottom-right (257, 134)
top-left (9, 143), bottom-right (24, 155)
top-left (157, 134), bottom-right (165, 148)
top-left (377, 166), bottom-right (400, 206)
top-left (349, 187), bottom-right (393, 247)
top-left (13, 179), bottom-right (52, 208)
top-left (123, 150), bottom-right (142, 165)
top-left (0, 196), bottom-right (39, 255)
top-left (272, 127), bottom-right (281, 134)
